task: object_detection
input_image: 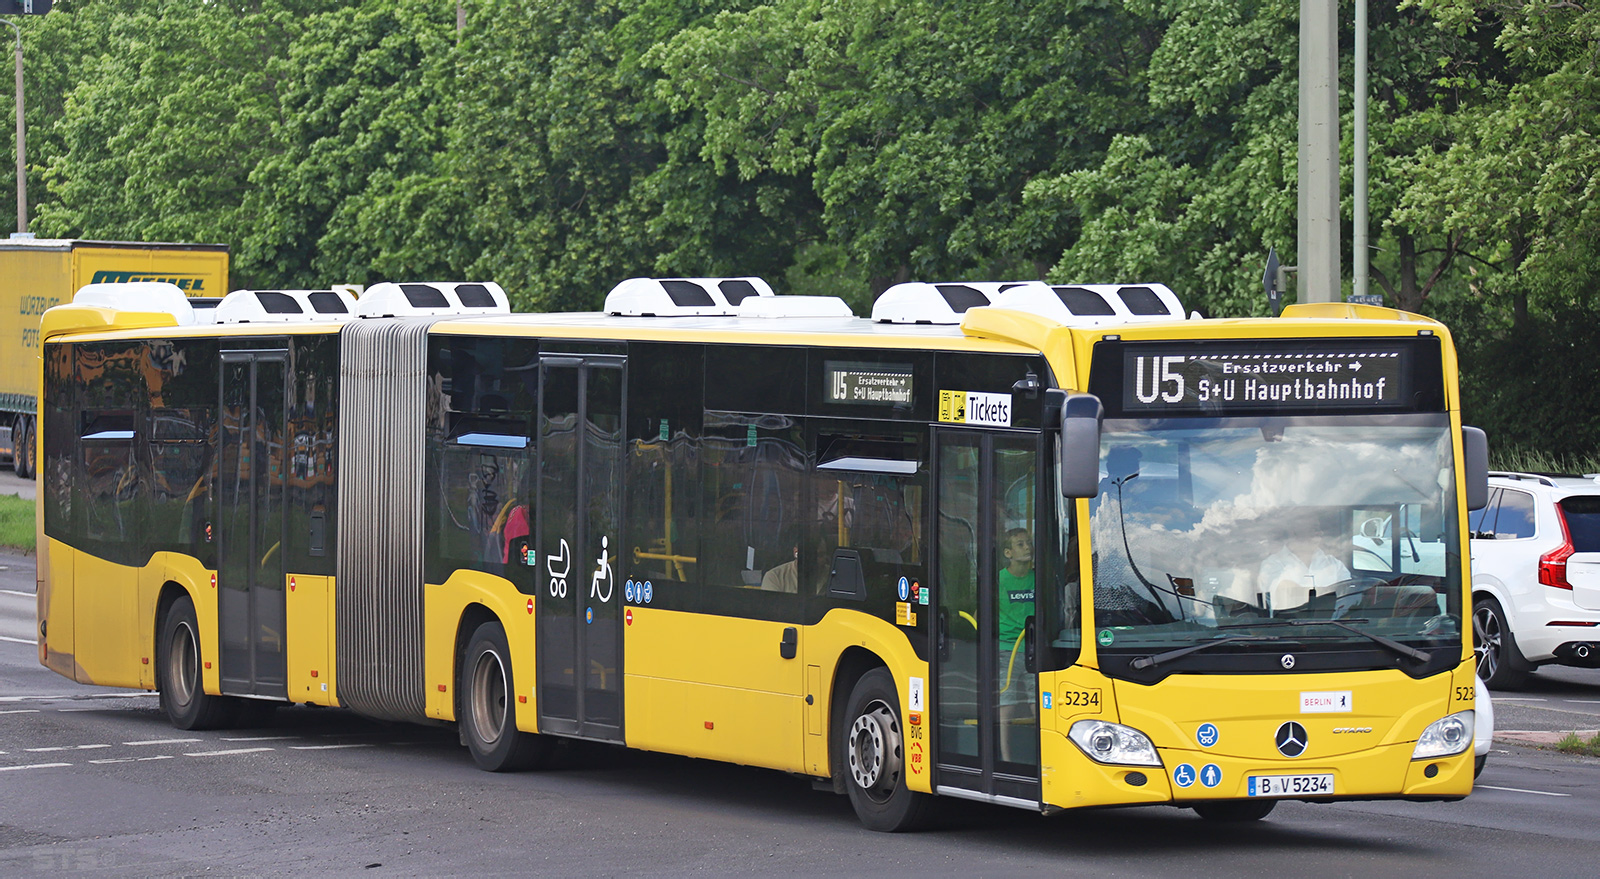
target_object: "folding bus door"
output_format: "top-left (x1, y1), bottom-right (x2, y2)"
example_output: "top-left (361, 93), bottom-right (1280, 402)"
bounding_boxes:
top-left (536, 355), bottom-right (625, 742)
top-left (933, 429), bottom-right (1041, 806)
top-left (216, 349), bottom-right (288, 699)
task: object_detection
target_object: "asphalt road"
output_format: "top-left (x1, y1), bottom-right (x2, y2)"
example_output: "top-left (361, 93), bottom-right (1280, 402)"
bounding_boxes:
top-left (4, 550), bottom-right (1600, 877)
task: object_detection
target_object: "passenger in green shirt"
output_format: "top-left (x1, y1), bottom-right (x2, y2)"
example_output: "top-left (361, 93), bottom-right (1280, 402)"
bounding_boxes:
top-left (998, 528), bottom-right (1035, 649)
top-left (997, 527), bottom-right (1036, 761)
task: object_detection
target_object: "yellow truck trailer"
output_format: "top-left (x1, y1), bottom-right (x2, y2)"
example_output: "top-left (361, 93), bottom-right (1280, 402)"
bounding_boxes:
top-left (0, 239), bottom-right (229, 478)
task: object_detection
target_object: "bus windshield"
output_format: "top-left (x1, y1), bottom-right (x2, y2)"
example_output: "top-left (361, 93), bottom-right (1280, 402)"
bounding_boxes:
top-left (1082, 413), bottom-right (1463, 671)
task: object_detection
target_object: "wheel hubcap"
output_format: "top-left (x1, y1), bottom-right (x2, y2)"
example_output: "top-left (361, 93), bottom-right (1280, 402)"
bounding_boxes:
top-left (1474, 606), bottom-right (1502, 681)
top-left (470, 649), bottom-right (509, 746)
top-left (848, 700), bottom-right (903, 803)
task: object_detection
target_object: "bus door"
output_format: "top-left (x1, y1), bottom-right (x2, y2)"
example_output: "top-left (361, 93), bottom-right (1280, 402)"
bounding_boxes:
top-left (216, 349), bottom-right (288, 699)
top-left (536, 355), bottom-right (625, 741)
top-left (933, 430), bottom-right (1040, 804)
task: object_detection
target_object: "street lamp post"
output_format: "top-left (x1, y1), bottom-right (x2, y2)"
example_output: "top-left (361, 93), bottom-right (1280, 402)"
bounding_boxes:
top-left (1, 17), bottom-right (22, 235)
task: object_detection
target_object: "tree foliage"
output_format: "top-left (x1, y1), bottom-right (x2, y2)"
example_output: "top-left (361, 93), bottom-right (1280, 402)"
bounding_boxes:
top-left (2, 0), bottom-right (1597, 453)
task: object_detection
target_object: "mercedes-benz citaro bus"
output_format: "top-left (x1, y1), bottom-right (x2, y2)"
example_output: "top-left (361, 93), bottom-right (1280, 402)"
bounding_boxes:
top-left (34, 277), bottom-right (1488, 830)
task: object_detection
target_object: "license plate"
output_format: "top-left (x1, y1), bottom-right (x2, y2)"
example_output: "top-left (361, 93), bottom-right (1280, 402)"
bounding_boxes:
top-left (1247, 773), bottom-right (1334, 797)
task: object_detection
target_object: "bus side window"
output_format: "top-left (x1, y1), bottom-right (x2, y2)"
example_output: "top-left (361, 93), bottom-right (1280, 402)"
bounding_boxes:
top-left (426, 337), bottom-right (537, 587)
top-left (701, 413), bottom-right (806, 608)
top-left (43, 343), bottom-right (77, 543)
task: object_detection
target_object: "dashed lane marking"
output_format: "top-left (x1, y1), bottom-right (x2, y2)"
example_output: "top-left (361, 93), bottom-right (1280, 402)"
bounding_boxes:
top-left (0, 635), bottom-right (37, 645)
top-left (0, 762), bottom-right (71, 772)
top-left (182, 747), bottom-right (275, 757)
top-left (124, 738), bottom-right (201, 746)
top-left (0, 709), bottom-right (40, 715)
top-left (25, 744), bottom-right (111, 752)
top-left (221, 736), bottom-right (299, 742)
top-left (290, 743), bottom-right (373, 750)
top-left (0, 693), bottom-right (154, 702)
top-left (1477, 784), bottom-right (1572, 798)
top-left (90, 755), bottom-right (177, 765)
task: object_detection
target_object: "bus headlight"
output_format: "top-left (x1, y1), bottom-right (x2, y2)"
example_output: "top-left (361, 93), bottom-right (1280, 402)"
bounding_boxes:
top-left (1412, 710), bottom-right (1474, 760)
top-left (1068, 719), bottom-right (1162, 767)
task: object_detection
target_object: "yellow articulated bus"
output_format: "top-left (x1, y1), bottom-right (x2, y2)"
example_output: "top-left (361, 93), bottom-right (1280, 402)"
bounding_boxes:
top-left (35, 277), bottom-right (1488, 829)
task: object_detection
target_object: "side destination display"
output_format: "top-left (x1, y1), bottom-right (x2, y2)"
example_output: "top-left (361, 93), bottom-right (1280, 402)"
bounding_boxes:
top-left (1088, 336), bottom-right (1446, 417)
top-left (825, 361), bottom-right (914, 405)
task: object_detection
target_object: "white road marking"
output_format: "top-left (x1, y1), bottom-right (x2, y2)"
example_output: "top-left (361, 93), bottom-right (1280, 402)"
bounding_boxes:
top-left (1478, 784), bottom-right (1572, 798)
top-left (1562, 700), bottom-right (1600, 704)
top-left (0, 709), bottom-right (40, 715)
top-left (0, 762), bottom-right (71, 772)
top-left (183, 747), bottom-right (274, 757)
top-left (0, 588), bottom-right (34, 596)
top-left (221, 735), bottom-right (299, 742)
top-left (124, 738), bottom-right (201, 746)
top-left (25, 744), bottom-right (111, 752)
top-left (0, 693), bottom-right (154, 702)
top-left (0, 635), bottom-right (37, 645)
top-left (1491, 697), bottom-right (1548, 702)
top-left (290, 743), bottom-right (372, 750)
top-left (138, 755), bottom-right (175, 762)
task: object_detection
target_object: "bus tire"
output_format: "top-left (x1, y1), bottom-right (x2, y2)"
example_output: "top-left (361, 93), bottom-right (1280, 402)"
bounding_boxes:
top-left (460, 620), bottom-right (549, 772)
top-left (1193, 800), bottom-right (1276, 822)
top-left (157, 595), bottom-right (237, 730)
top-left (839, 667), bottom-right (930, 832)
top-left (1473, 596), bottom-right (1529, 691)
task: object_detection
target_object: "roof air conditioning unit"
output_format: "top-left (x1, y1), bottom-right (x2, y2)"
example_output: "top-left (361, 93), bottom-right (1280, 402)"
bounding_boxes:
top-left (604, 277), bottom-right (774, 316)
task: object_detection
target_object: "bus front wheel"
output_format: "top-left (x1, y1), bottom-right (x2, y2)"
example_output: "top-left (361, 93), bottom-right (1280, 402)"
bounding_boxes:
top-left (839, 667), bottom-right (930, 832)
top-left (157, 595), bottom-right (236, 730)
top-left (459, 621), bottom-right (549, 772)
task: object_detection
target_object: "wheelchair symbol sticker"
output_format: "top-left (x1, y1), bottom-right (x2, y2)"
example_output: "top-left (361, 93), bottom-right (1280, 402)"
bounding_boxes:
top-left (1200, 763), bottom-right (1222, 788)
top-left (1196, 722), bottom-right (1219, 748)
top-left (1173, 763), bottom-right (1197, 788)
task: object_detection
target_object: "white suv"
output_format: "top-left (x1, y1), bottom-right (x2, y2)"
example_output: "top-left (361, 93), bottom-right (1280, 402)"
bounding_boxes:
top-left (1470, 472), bottom-right (1600, 689)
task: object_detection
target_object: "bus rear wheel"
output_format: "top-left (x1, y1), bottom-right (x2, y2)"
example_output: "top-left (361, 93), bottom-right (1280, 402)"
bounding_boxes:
top-left (839, 667), bottom-right (930, 832)
top-left (459, 621), bottom-right (549, 772)
top-left (157, 595), bottom-right (236, 730)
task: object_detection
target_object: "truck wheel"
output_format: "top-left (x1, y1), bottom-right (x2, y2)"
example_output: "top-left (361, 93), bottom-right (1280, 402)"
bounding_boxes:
top-left (460, 621), bottom-right (549, 771)
top-left (157, 595), bottom-right (237, 730)
top-left (19, 415), bottom-right (34, 480)
top-left (1474, 596), bottom-right (1530, 690)
top-left (10, 415), bottom-right (30, 479)
top-left (839, 667), bottom-right (930, 832)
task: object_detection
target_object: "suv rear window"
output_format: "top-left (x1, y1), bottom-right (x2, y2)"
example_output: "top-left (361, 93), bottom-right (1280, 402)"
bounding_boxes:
top-left (1561, 496), bottom-right (1600, 552)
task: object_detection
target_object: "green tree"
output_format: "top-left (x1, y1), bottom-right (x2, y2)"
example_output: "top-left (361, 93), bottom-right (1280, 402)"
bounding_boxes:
top-left (651, 0), bottom-right (1162, 295)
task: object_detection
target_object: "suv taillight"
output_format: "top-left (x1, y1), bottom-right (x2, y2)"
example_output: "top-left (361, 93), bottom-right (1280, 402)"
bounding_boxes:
top-left (1540, 505), bottom-right (1576, 590)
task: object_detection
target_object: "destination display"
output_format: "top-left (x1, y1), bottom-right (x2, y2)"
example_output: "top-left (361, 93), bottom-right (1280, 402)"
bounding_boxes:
top-left (825, 361), bottom-right (914, 405)
top-left (1089, 337), bottom-right (1444, 416)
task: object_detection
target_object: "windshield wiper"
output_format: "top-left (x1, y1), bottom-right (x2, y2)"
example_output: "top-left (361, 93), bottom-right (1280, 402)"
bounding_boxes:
top-left (1219, 617), bottom-right (1430, 663)
top-left (1129, 634), bottom-right (1283, 671)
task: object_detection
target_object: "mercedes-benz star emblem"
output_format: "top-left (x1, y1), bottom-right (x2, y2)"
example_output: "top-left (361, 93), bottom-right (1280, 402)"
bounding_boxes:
top-left (1275, 721), bottom-right (1308, 757)
top-left (1280, 653), bottom-right (1296, 670)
